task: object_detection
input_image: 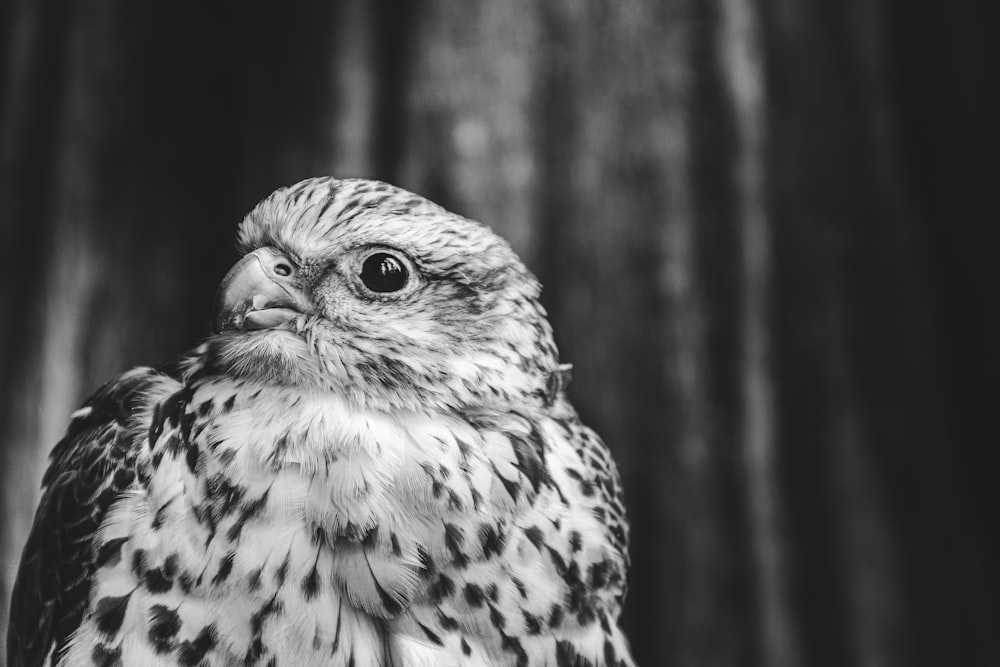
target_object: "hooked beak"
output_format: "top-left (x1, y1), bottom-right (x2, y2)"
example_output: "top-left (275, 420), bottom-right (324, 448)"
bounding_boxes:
top-left (212, 247), bottom-right (312, 334)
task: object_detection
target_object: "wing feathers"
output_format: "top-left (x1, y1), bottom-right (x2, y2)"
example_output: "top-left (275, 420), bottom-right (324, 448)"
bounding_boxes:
top-left (7, 367), bottom-right (180, 667)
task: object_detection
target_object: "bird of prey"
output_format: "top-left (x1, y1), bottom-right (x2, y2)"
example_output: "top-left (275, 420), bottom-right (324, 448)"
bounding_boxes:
top-left (8, 178), bottom-right (633, 667)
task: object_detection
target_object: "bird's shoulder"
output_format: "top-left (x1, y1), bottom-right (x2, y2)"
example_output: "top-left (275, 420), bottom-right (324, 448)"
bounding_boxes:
top-left (525, 401), bottom-right (633, 666)
top-left (546, 399), bottom-right (630, 570)
top-left (7, 365), bottom-right (181, 667)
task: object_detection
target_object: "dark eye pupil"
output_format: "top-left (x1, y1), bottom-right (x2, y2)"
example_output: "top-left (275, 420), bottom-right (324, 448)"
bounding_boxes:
top-left (360, 253), bottom-right (408, 293)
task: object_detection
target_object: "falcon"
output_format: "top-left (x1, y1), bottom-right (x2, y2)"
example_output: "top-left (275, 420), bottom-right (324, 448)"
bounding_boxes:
top-left (8, 178), bottom-right (634, 667)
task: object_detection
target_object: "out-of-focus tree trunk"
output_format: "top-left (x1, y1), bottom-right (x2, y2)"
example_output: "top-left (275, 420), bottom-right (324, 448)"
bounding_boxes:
top-left (1, 2), bottom-right (998, 666)
top-left (764, 1), bottom-right (908, 664)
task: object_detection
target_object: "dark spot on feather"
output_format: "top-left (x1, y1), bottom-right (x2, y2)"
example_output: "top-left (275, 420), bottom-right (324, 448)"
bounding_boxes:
top-left (416, 545), bottom-right (434, 573)
top-left (589, 560), bottom-right (611, 589)
top-left (245, 639), bottom-right (264, 665)
top-left (480, 524), bottom-right (505, 558)
top-left (604, 640), bottom-right (618, 665)
top-left (556, 640), bottom-right (594, 667)
top-left (511, 425), bottom-right (547, 494)
top-left (488, 603), bottom-right (506, 630)
top-left (493, 465), bottom-right (521, 501)
top-left (337, 521), bottom-right (372, 544)
top-left (148, 604), bottom-right (181, 653)
top-left (444, 523), bottom-right (464, 552)
top-left (429, 574), bottom-right (455, 603)
top-left (211, 552), bottom-right (234, 584)
top-left (185, 444), bottom-right (199, 473)
top-left (390, 533), bottom-right (402, 557)
top-left (95, 538), bottom-right (128, 569)
top-left (246, 596), bottom-right (281, 664)
top-left (549, 604), bottom-right (564, 628)
top-left (523, 611), bottom-right (543, 634)
top-left (564, 561), bottom-right (587, 611)
top-left (248, 566), bottom-right (263, 591)
top-left (311, 524), bottom-right (329, 546)
top-left (131, 549), bottom-right (147, 577)
top-left (222, 394), bottom-right (236, 413)
top-left (569, 530), bottom-right (583, 553)
top-left (192, 422), bottom-right (208, 441)
top-left (272, 434), bottom-right (289, 460)
top-left (524, 525), bottom-right (544, 549)
top-left (461, 638), bottom-right (472, 655)
top-left (315, 195), bottom-right (338, 222)
top-left (301, 565), bottom-right (320, 600)
top-left (159, 435), bottom-right (181, 455)
top-left (151, 499), bottom-right (171, 530)
top-left (512, 577), bottom-right (527, 599)
top-left (144, 566), bottom-right (173, 593)
top-left (226, 489), bottom-right (270, 542)
top-left (416, 621), bottom-right (444, 646)
top-left (437, 610), bottom-right (460, 631)
top-left (91, 643), bottom-right (122, 667)
top-left (112, 468), bottom-right (135, 489)
top-left (500, 634), bottom-right (527, 666)
top-left (274, 556), bottom-right (289, 586)
top-left (163, 554), bottom-right (179, 577)
top-left (547, 546), bottom-right (567, 575)
top-left (205, 474), bottom-right (245, 516)
top-left (370, 572), bottom-right (404, 617)
top-left (444, 523), bottom-right (470, 567)
top-left (95, 593), bottom-right (131, 635)
top-left (177, 624), bottom-right (217, 666)
top-left (464, 583), bottom-right (485, 608)
top-left (190, 502), bottom-right (208, 527)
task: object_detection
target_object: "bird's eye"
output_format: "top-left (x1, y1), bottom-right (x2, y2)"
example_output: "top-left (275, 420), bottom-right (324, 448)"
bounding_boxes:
top-left (360, 252), bottom-right (409, 293)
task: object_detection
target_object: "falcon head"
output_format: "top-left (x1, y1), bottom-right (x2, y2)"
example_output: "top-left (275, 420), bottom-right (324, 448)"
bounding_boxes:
top-left (207, 177), bottom-right (559, 412)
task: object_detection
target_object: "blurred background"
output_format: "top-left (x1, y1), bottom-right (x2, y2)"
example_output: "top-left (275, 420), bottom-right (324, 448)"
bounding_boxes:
top-left (1, 1), bottom-right (997, 665)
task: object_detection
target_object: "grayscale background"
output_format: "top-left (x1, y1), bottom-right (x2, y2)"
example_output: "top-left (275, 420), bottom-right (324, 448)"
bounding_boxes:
top-left (1, 2), bottom-right (997, 666)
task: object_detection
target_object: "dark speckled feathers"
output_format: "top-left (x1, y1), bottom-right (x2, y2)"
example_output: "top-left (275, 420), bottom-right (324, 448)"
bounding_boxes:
top-left (7, 368), bottom-right (180, 667)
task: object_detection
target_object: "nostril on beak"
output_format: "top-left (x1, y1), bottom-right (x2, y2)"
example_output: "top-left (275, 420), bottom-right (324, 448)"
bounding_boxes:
top-left (273, 262), bottom-right (292, 277)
